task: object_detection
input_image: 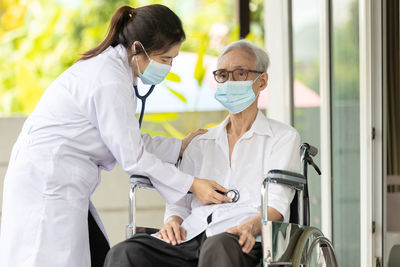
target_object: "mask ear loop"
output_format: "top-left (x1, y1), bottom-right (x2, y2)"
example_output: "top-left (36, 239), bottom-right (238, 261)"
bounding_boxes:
top-left (252, 74), bottom-right (262, 98)
top-left (132, 41), bottom-right (153, 78)
top-left (252, 74), bottom-right (261, 84)
top-left (133, 41), bottom-right (151, 60)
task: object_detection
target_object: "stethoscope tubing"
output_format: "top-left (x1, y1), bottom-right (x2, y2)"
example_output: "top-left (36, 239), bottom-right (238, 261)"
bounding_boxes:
top-left (133, 84), bottom-right (155, 128)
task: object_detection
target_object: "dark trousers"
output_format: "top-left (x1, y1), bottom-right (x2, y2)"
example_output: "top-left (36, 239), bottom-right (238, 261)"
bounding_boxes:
top-left (103, 232), bottom-right (262, 267)
top-left (88, 211), bottom-right (110, 267)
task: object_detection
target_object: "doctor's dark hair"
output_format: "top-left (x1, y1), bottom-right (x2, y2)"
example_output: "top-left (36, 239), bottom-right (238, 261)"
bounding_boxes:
top-left (79, 4), bottom-right (185, 60)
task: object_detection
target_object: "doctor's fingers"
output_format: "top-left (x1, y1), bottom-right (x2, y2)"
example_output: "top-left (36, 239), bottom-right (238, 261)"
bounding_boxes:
top-left (180, 226), bottom-right (187, 241)
top-left (181, 129), bottom-right (208, 156)
top-left (157, 230), bottom-right (170, 243)
top-left (210, 194), bottom-right (225, 204)
top-left (212, 182), bottom-right (229, 194)
top-left (171, 223), bottom-right (183, 244)
top-left (186, 129), bottom-right (208, 141)
top-left (211, 189), bottom-right (232, 204)
top-left (166, 226), bottom-right (180, 245)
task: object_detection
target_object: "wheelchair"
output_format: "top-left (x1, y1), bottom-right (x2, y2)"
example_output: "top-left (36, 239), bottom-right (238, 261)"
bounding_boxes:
top-left (125, 143), bottom-right (338, 266)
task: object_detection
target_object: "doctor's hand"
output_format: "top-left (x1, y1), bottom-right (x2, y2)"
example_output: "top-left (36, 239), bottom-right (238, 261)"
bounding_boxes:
top-left (190, 178), bottom-right (232, 205)
top-left (155, 216), bottom-right (186, 246)
top-left (180, 129), bottom-right (208, 158)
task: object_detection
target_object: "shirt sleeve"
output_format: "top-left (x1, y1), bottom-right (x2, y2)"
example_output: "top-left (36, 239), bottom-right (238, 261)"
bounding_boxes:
top-left (266, 130), bottom-right (301, 222)
top-left (141, 134), bottom-right (181, 164)
top-left (81, 82), bottom-right (193, 204)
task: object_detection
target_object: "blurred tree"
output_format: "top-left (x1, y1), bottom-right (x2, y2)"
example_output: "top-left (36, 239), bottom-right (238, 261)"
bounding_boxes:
top-left (0, 0), bottom-right (266, 139)
top-left (0, 0), bottom-right (136, 114)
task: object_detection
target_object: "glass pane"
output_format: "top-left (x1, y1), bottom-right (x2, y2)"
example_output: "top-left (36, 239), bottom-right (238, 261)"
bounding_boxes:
top-left (291, 0), bottom-right (322, 229)
top-left (331, 0), bottom-right (360, 266)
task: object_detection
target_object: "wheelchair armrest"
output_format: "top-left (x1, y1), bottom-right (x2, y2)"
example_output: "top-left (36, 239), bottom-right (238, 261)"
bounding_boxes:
top-left (129, 174), bottom-right (155, 190)
top-left (266, 169), bottom-right (306, 190)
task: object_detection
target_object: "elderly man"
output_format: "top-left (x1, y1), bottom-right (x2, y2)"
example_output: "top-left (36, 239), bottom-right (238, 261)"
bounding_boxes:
top-left (104, 40), bottom-right (301, 267)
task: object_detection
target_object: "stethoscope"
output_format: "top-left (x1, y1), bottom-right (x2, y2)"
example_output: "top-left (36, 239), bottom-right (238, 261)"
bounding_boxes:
top-left (216, 189), bottom-right (240, 202)
top-left (133, 83), bottom-right (240, 203)
top-left (133, 84), bottom-right (155, 128)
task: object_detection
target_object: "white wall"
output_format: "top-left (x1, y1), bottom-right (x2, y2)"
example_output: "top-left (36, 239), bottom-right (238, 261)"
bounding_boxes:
top-left (0, 117), bottom-right (165, 247)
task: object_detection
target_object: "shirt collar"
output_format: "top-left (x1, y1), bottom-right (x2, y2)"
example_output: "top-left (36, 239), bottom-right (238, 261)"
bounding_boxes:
top-left (247, 110), bottom-right (273, 137)
top-left (198, 110), bottom-right (273, 141)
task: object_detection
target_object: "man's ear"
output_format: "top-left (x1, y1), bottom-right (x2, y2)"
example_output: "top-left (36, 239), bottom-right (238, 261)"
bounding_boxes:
top-left (256, 72), bottom-right (268, 92)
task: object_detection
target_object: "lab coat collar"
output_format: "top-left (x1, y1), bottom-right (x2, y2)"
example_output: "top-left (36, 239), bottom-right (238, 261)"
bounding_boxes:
top-left (199, 110), bottom-right (273, 141)
top-left (114, 44), bottom-right (136, 85)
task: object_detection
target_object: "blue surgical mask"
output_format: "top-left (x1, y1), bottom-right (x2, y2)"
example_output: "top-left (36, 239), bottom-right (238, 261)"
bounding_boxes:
top-left (134, 42), bottom-right (171, 85)
top-left (214, 78), bottom-right (259, 114)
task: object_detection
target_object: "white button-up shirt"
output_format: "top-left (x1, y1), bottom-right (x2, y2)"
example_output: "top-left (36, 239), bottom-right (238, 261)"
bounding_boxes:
top-left (164, 111), bottom-right (301, 242)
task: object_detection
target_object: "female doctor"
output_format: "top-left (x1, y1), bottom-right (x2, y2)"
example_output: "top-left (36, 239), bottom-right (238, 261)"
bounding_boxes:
top-left (0, 4), bottom-right (231, 267)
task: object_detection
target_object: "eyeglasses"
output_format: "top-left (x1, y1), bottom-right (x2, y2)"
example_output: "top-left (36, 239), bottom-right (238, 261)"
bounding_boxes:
top-left (212, 68), bottom-right (263, 83)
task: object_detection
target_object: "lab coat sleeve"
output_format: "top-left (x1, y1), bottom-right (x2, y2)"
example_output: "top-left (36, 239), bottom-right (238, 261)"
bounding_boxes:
top-left (164, 194), bottom-right (193, 223)
top-left (266, 130), bottom-right (301, 221)
top-left (163, 138), bottom-right (199, 222)
top-left (141, 134), bottom-right (181, 164)
top-left (83, 82), bottom-right (193, 204)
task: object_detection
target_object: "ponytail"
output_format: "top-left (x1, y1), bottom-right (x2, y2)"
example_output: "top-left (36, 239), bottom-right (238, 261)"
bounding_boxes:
top-left (79, 4), bottom-right (185, 61)
top-left (79, 6), bottom-right (134, 60)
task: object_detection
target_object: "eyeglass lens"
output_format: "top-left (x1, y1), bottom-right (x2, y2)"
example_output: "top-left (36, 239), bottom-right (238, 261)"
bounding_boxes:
top-left (214, 69), bottom-right (249, 83)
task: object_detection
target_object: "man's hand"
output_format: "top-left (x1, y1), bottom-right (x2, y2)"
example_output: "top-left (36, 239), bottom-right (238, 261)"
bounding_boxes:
top-left (180, 129), bottom-right (208, 157)
top-left (225, 222), bottom-right (257, 254)
top-left (155, 216), bottom-right (186, 246)
top-left (225, 208), bottom-right (282, 253)
top-left (190, 178), bottom-right (232, 204)
top-left (225, 213), bottom-right (262, 253)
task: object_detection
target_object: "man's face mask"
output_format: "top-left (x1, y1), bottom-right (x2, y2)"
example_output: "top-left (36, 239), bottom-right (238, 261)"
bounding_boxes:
top-left (133, 42), bottom-right (171, 85)
top-left (214, 76), bottom-right (260, 114)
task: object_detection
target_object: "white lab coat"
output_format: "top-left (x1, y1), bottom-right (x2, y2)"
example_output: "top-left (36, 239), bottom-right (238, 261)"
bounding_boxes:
top-left (0, 44), bottom-right (194, 267)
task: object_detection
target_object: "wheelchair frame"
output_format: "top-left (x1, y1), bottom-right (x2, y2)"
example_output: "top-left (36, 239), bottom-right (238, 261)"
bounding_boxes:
top-left (261, 144), bottom-right (337, 266)
top-left (126, 143), bottom-right (338, 266)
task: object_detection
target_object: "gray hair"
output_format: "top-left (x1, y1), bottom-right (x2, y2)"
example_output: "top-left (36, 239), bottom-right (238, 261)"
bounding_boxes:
top-left (217, 40), bottom-right (270, 72)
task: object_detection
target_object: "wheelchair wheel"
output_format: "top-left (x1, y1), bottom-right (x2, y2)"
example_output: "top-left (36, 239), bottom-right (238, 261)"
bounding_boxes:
top-left (291, 227), bottom-right (338, 267)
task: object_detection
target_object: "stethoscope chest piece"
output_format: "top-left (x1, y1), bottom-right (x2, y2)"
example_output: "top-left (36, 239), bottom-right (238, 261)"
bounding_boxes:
top-left (226, 189), bottom-right (240, 202)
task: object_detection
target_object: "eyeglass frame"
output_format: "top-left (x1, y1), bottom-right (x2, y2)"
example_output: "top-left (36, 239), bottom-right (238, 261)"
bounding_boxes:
top-left (212, 68), bottom-right (264, 83)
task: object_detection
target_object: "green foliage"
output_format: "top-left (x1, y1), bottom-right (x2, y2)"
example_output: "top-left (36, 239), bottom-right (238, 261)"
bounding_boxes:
top-left (194, 34), bottom-right (208, 87)
top-left (0, 0), bottom-right (137, 114)
top-left (166, 86), bottom-right (187, 103)
top-left (331, 1), bottom-right (360, 101)
top-left (0, 0), bottom-right (266, 138)
top-left (248, 0), bottom-right (265, 48)
top-left (165, 72), bottom-right (181, 83)
top-left (139, 112), bottom-right (185, 139)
